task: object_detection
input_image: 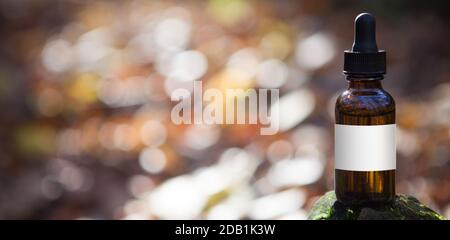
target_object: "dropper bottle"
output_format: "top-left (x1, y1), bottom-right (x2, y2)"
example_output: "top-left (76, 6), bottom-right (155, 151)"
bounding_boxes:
top-left (335, 13), bottom-right (396, 205)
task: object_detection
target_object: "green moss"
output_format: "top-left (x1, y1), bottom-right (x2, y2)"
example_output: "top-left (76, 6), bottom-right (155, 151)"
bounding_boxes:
top-left (308, 191), bottom-right (446, 220)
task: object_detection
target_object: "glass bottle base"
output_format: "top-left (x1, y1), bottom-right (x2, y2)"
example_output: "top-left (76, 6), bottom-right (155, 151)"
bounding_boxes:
top-left (335, 169), bottom-right (395, 206)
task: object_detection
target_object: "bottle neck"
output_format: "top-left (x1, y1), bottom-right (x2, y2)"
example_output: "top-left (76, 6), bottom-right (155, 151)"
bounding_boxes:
top-left (346, 75), bottom-right (384, 89)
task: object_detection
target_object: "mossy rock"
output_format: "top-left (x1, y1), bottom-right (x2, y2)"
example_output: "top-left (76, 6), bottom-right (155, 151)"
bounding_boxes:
top-left (308, 191), bottom-right (446, 220)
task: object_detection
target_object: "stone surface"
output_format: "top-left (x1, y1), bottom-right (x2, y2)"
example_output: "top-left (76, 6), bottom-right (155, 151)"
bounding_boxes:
top-left (308, 191), bottom-right (446, 220)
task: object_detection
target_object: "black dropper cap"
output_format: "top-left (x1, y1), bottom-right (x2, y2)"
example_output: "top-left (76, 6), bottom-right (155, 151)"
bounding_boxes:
top-left (344, 13), bottom-right (386, 76)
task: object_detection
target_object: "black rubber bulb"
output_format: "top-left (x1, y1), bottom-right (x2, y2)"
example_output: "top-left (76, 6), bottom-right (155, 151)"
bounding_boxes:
top-left (352, 13), bottom-right (378, 52)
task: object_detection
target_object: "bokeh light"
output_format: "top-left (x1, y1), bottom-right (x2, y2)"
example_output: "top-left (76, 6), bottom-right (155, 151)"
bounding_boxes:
top-left (0, 0), bottom-right (449, 220)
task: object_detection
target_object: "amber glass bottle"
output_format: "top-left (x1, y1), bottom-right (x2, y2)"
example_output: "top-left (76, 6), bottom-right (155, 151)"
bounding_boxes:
top-left (335, 13), bottom-right (396, 205)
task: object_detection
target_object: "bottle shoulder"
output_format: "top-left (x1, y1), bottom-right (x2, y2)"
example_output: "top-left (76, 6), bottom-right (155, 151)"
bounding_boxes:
top-left (335, 88), bottom-right (395, 115)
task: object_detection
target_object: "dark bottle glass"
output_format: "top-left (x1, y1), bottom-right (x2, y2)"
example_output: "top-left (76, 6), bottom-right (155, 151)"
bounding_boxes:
top-left (335, 75), bottom-right (395, 205)
top-left (335, 13), bottom-right (396, 205)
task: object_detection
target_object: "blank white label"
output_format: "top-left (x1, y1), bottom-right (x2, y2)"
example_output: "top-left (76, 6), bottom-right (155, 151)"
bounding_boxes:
top-left (335, 124), bottom-right (396, 171)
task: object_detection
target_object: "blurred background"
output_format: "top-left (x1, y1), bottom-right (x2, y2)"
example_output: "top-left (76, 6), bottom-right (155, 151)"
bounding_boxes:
top-left (0, 0), bottom-right (449, 220)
